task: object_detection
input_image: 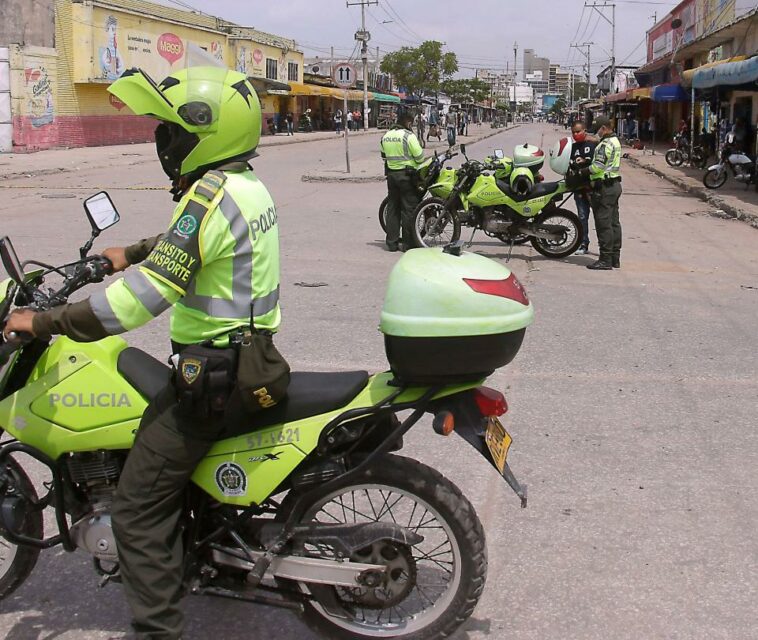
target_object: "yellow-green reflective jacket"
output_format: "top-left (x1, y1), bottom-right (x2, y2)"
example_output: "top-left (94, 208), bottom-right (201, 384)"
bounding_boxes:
top-left (380, 127), bottom-right (424, 170)
top-left (89, 168), bottom-right (281, 345)
top-left (589, 134), bottom-right (622, 181)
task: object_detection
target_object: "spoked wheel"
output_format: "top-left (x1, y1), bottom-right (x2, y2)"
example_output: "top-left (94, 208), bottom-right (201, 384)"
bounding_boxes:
top-left (412, 197), bottom-right (461, 248)
top-left (278, 455), bottom-right (487, 640)
top-left (495, 232), bottom-right (530, 245)
top-left (703, 168), bottom-right (728, 189)
top-left (379, 196), bottom-right (389, 232)
top-left (665, 149), bottom-right (684, 167)
top-left (0, 458), bottom-right (43, 599)
top-left (530, 208), bottom-right (583, 259)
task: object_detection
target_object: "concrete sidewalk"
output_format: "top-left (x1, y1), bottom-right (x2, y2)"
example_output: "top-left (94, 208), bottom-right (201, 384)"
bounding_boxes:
top-left (0, 127), bottom-right (380, 181)
top-left (301, 124), bottom-right (515, 183)
top-left (622, 144), bottom-right (758, 229)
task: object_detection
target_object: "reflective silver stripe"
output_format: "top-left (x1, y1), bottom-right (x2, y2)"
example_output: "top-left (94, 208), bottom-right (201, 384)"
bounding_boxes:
top-left (402, 131), bottom-right (410, 159)
top-left (181, 193), bottom-right (253, 319)
top-left (384, 155), bottom-right (408, 161)
top-left (123, 270), bottom-right (173, 317)
top-left (89, 290), bottom-right (127, 334)
top-left (252, 285), bottom-right (279, 318)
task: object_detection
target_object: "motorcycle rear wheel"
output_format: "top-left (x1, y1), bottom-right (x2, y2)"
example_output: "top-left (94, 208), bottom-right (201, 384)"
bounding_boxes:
top-left (530, 208), bottom-right (583, 259)
top-left (412, 197), bottom-right (461, 248)
top-left (665, 149), bottom-right (684, 167)
top-left (379, 196), bottom-right (389, 232)
top-left (0, 458), bottom-right (43, 600)
top-left (703, 168), bottom-right (727, 189)
top-left (278, 455), bottom-right (487, 640)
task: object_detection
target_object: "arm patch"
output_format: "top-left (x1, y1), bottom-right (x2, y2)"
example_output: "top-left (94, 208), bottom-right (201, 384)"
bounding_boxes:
top-left (141, 199), bottom-right (209, 294)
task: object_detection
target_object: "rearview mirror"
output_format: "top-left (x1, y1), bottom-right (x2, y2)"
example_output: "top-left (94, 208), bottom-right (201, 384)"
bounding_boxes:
top-left (494, 149), bottom-right (504, 159)
top-left (0, 237), bottom-right (25, 285)
top-left (84, 192), bottom-right (120, 234)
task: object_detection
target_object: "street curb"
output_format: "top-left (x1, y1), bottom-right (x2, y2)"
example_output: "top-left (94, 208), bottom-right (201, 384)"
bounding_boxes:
top-left (625, 154), bottom-right (758, 230)
top-left (259, 128), bottom-right (381, 149)
top-left (301, 124), bottom-right (520, 183)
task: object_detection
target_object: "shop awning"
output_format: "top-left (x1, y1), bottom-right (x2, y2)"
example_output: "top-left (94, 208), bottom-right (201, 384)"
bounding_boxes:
top-left (692, 55), bottom-right (758, 89)
top-left (288, 82), bottom-right (333, 97)
top-left (247, 77), bottom-right (291, 96)
top-left (372, 92), bottom-right (401, 103)
top-left (605, 90), bottom-right (632, 103)
top-left (651, 83), bottom-right (689, 102)
top-left (681, 56), bottom-right (746, 87)
top-left (632, 87), bottom-right (651, 100)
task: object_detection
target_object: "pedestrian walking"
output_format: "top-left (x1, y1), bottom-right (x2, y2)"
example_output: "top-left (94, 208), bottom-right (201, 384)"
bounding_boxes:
top-left (354, 109), bottom-right (362, 130)
top-left (578, 115), bottom-right (622, 270)
top-left (380, 112), bottom-right (425, 252)
top-left (334, 109), bottom-right (343, 135)
top-left (346, 109), bottom-right (354, 132)
top-left (446, 109), bottom-right (457, 147)
top-left (570, 121), bottom-right (596, 255)
top-left (285, 111), bottom-right (294, 136)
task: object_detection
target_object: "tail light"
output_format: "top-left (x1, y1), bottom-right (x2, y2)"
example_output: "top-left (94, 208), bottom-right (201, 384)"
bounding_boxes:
top-left (474, 387), bottom-right (508, 417)
top-left (536, 173), bottom-right (545, 182)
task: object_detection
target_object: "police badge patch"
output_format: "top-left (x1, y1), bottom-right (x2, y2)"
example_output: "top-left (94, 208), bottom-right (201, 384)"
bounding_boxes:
top-left (181, 358), bottom-right (202, 385)
top-left (215, 462), bottom-right (247, 497)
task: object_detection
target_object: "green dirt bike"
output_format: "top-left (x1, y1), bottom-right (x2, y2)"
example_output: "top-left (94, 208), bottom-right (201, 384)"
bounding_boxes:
top-left (0, 194), bottom-right (534, 639)
top-left (378, 148), bottom-right (457, 234)
top-left (414, 145), bottom-right (582, 259)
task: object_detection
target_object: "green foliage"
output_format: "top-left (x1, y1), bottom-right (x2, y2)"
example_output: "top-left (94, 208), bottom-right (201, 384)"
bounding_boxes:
top-left (549, 96), bottom-right (567, 115)
top-left (440, 78), bottom-right (490, 104)
top-left (380, 41), bottom-right (458, 100)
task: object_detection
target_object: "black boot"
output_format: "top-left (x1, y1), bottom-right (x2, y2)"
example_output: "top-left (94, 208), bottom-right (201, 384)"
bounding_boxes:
top-left (612, 257), bottom-right (620, 268)
top-left (587, 260), bottom-right (613, 270)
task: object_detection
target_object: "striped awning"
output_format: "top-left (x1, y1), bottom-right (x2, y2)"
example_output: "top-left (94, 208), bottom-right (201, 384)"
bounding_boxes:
top-left (692, 55), bottom-right (758, 89)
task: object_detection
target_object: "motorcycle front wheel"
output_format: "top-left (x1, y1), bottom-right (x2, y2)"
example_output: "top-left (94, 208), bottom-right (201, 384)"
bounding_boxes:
top-left (0, 458), bottom-right (43, 600)
top-left (530, 208), bottom-right (583, 259)
top-left (665, 149), bottom-right (684, 167)
top-left (278, 455), bottom-right (487, 640)
top-left (412, 197), bottom-right (461, 248)
top-left (703, 168), bottom-right (728, 189)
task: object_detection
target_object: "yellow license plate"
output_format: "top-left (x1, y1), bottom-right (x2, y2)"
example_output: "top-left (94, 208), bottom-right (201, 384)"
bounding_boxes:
top-left (484, 417), bottom-right (512, 474)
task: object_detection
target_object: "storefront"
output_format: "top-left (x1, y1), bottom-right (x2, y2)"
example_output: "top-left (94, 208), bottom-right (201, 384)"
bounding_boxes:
top-left (9, 0), bottom-right (303, 151)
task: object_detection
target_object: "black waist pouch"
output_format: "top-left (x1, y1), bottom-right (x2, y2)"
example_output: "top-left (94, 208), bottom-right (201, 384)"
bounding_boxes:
top-left (174, 345), bottom-right (237, 418)
top-left (236, 332), bottom-right (290, 413)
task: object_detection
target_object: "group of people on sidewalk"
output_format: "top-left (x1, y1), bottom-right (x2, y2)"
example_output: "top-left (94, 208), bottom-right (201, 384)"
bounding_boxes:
top-left (333, 108), bottom-right (365, 134)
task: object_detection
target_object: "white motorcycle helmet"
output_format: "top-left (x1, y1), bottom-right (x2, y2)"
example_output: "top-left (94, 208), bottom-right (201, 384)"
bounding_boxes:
top-left (549, 137), bottom-right (573, 175)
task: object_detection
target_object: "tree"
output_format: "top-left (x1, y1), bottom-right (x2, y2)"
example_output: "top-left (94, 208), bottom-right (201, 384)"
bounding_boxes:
top-left (380, 41), bottom-right (458, 103)
top-left (440, 78), bottom-right (490, 105)
top-left (549, 97), bottom-right (567, 116)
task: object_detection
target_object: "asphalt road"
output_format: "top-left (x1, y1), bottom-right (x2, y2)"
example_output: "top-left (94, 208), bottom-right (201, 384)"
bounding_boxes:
top-left (0, 123), bottom-right (756, 640)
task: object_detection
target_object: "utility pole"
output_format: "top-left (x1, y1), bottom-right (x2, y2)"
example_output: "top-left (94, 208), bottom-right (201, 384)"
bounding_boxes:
top-left (347, 0), bottom-right (377, 130)
top-left (585, 2), bottom-right (615, 92)
top-left (513, 41), bottom-right (518, 116)
top-left (571, 43), bottom-right (593, 99)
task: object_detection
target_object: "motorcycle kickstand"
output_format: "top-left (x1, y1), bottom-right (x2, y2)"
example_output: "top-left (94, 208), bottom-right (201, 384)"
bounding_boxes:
top-left (465, 227), bottom-right (476, 248)
top-left (506, 239), bottom-right (515, 263)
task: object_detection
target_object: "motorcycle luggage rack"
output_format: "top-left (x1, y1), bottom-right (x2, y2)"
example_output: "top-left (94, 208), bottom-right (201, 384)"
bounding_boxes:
top-left (0, 442), bottom-right (75, 551)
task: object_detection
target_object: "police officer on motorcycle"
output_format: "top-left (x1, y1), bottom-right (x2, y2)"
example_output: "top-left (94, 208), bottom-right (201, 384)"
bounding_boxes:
top-left (381, 112), bottom-right (426, 251)
top-left (581, 115), bottom-right (622, 270)
top-left (4, 65), bottom-right (281, 639)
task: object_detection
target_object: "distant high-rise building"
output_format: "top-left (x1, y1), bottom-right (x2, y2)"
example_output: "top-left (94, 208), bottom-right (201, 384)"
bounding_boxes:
top-left (523, 48), bottom-right (551, 82)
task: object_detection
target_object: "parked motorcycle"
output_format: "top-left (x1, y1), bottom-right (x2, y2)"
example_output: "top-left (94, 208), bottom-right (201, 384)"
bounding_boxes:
top-left (378, 148), bottom-right (457, 232)
top-left (703, 132), bottom-right (755, 189)
top-left (0, 194), bottom-right (534, 639)
top-left (665, 133), bottom-right (708, 169)
top-left (413, 142), bottom-right (582, 259)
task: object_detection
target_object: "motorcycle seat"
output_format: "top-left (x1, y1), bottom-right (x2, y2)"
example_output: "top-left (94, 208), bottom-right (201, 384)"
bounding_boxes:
top-left (496, 179), bottom-right (562, 202)
top-left (117, 347), bottom-right (370, 433)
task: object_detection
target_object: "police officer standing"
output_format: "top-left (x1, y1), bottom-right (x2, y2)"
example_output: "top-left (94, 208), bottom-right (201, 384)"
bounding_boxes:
top-left (380, 112), bottom-right (425, 251)
top-left (4, 65), bottom-right (281, 639)
top-left (581, 115), bottom-right (622, 270)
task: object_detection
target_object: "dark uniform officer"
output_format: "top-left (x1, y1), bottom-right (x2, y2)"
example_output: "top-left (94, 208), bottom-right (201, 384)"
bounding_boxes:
top-left (380, 112), bottom-right (425, 251)
top-left (5, 65), bottom-right (280, 640)
top-left (582, 115), bottom-right (622, 270)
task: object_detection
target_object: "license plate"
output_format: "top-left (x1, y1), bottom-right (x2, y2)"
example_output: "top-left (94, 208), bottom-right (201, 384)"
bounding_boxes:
top-left (484, 417), bottom-right (512, 474)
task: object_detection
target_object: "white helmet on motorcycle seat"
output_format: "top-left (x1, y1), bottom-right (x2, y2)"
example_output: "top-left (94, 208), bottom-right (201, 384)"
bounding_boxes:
top-left (549, 137), bottom-right (572, 175)
top-left (726, 132), bottom-right (736, 144)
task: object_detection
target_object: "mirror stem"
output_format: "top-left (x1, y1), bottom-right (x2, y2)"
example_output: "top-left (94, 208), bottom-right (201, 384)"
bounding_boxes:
top-left (80, 231), bottom-right (99, 259)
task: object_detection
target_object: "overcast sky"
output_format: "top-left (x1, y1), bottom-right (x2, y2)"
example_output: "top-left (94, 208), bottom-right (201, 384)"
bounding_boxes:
top-left (158, 0), bottom-right (685, 79)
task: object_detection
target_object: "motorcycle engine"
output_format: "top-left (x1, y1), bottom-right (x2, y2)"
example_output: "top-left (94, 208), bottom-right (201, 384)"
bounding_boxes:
top-left (483, 208), bottom-right (514, 234)
top-left (66, 451), bottom-right (121, 561)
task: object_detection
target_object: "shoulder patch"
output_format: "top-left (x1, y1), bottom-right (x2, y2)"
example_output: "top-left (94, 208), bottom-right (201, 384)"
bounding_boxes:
top-left (141, 199), bottom-right (210, 293)
top-left (194, 170), bottom-right (227, 202)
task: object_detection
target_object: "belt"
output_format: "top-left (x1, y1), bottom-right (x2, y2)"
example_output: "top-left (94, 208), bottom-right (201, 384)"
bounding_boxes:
top-left (593, 176), bottom-right (621, 187)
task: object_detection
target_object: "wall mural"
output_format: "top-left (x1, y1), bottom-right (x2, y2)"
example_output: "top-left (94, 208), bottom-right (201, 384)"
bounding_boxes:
top-left (99, 15), bottom-right (126, 80)
top-left (24, 66), bottom-right (54, 128)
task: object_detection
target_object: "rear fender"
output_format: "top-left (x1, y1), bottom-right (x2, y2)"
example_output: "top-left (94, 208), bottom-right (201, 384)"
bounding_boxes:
top-left (428, 390), bottom-right (527, 506)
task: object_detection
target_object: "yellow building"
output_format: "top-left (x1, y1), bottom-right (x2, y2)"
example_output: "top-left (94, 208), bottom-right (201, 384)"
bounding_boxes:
top-left (10, 0), bottom-right (303, 150)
